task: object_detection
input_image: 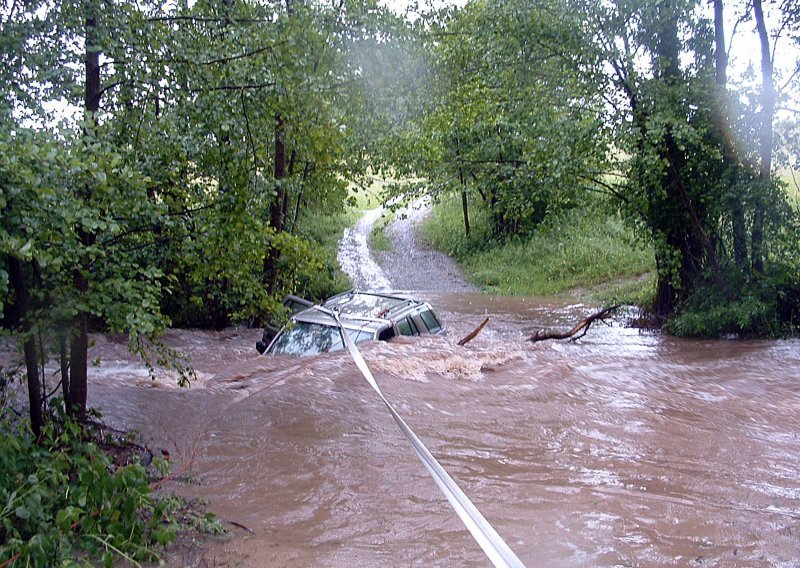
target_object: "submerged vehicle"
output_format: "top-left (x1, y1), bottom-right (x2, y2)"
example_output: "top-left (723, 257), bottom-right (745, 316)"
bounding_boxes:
top-left (257, 291), bottom-right (443, 357)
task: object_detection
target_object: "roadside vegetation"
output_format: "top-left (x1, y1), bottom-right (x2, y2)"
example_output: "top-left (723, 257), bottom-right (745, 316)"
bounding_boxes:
top-left (0, 399), bottom-right (222, 566)
top-left (287, 206), bottom-right (359, 303)
top-left (370, 213), bottom-right (394, 252)
top-left (372, 0), bottom-right (800, 339)
top-left (423, 196), bottom-right (655, 303)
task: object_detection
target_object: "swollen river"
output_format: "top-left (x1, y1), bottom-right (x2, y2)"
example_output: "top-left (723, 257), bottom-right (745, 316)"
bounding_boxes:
top-left (82, 207), bottom-right (799, 566)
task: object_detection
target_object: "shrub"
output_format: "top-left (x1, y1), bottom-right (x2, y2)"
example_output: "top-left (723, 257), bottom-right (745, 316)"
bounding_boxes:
top-left (667, 266), bottom-right (800, 338)
top-left (0, 413), bottom-right (176, 567)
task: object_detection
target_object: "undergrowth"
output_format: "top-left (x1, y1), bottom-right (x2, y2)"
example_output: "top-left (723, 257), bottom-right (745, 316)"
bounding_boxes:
top-left (667, 265), bottom-right (800, 338)
top-left (293, 207), bottom-right (359, 300)
top-left (0, 405), bottom-right (221, 567)
top-left (422, 195), bottom-right (655, 301)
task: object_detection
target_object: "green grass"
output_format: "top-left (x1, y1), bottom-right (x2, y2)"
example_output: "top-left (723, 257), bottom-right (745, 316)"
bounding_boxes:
top-left (295, 206), bottom-right (361, 298)
top-left (422, 195), bottom-right (655, 302)
top-left (346, 175), bottom-right (422, 253)
top-left (779, 167), bottom-right (799, 207)
top-left (347, 174), bottom-right (408, 210)
top-left (370, 210), bottom-right (394, 251)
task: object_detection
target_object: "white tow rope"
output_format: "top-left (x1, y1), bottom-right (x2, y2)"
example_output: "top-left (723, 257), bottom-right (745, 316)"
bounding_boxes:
top-left (331, 311), bottom-right (526, 568)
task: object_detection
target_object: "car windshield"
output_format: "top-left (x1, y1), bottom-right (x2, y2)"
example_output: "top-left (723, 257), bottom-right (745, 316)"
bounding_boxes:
top-left (269, 322), bottom-right (372, 356)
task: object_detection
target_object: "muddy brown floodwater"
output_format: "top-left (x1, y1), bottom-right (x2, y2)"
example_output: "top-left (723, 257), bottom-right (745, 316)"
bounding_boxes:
top-left (13, 206), bottom-right (798, 566)
top-left (78, 294), bottom-right (800, 567)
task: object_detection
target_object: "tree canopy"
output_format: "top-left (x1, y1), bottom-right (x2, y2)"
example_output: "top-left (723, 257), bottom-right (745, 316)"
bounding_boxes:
top-left (2, 0), bottom-right (799, 437)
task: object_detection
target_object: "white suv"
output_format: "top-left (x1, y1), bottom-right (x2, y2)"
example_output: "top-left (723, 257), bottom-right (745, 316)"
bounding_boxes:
top-left (260, 291), bottom-right (443, 357)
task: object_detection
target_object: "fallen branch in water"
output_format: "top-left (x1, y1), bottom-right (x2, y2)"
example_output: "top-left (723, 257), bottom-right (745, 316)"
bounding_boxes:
top-left (150, 434), bottom-right (200, 491)
top-left (226, 519), bottom-right (255, 533)
top-left (458, 317), bottom-right (490, 346)
top-left (529, 305), bottom-right (619, 343)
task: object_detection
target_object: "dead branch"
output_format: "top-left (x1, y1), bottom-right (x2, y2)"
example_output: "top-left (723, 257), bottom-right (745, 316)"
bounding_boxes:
top-left (226, 520), bottom-right (255, 533)
top-left (457, 317), bottom-right (490, 346)
top-left (529, 306), bottom-right (620, 343)
top-left (150, 433), bottom-right (200, 491)
top-left (0, 554), bottom-right (21, 568)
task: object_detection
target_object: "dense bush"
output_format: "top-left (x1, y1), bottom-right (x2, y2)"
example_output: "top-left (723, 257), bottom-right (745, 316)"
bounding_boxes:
top-left (0, 413), bottom-right (176, 566)
top-left (667, 265), bottom-right (800, 338)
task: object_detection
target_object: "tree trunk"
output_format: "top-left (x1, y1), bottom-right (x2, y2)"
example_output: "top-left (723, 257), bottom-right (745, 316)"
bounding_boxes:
top-left (68, 0), bottom-right (102, 422)
top-left (23, 337), bottom-right (43, 438)
top-left (713, 0), bottom-right (748, 270)
top-left (68, 280), bottom-right (90, 421)
top-left (713, 0), bottom-right (727, 87)
top-left (60, 334), bottom-right (71, 413)
top-left (282, 148), bottom-right (295, 226)
top-left (265, 113), bottom-right (287, 294)
top-left (751, 0), bottom-right (775, 274)
top-left (459, 169), bottom-right (470, 237)
top-left (7, 257), bottom-right (43, 437)
top-left (273, 113), bottom-right (287, 233)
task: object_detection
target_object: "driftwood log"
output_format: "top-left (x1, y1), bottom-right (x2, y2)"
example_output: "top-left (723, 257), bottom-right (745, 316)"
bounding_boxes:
top-left (457, 317), bottom-right (490, 346)
top-left (529, 305), bottom-right (620, 343)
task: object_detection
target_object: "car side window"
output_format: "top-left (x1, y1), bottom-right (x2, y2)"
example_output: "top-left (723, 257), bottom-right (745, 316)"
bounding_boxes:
top-left (354, 330), bottom-right (374, 343)
top-left (397, 317), bottom-right (419, 336)
top-left (419, 310), bottom-right (441, 333)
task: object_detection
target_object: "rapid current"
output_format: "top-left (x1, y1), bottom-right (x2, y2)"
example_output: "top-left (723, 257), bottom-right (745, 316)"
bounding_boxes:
top-left (41, 204), bottom-right (800, 565)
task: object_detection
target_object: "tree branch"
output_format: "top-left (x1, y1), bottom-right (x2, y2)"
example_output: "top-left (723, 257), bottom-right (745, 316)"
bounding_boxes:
top-left (529, 306), bottom-right (619, 342)
top-left (190, 82), bottom-right (275, 93)
top-left (146, 16), bottom-right (275, 24)
top-left (457, 317), bottom-right (489, 346)
top-left (578, 174), bottom-right (630, 204)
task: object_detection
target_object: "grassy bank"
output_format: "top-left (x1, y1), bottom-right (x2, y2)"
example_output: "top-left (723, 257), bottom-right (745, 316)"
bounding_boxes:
top-left (294, 206), bottom-right (360, 299)
top-left (422, 195), bottom-right (655, 304)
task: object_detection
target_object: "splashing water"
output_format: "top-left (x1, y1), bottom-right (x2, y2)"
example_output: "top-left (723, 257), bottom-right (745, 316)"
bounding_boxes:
top-left (336, 207), bottom-right (392, 292)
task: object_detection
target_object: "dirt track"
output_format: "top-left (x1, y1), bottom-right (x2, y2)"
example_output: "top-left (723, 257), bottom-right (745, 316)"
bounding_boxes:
top-left (359, 198), bottom-right (476, 293)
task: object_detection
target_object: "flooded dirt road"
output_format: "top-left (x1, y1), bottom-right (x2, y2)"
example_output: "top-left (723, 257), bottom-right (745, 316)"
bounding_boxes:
top-left (86, 300), bottom-right (800, 567)
top-left (74, 209), bottom-right (800, 565)
top-left (376, 199), bottom-right (476, 293)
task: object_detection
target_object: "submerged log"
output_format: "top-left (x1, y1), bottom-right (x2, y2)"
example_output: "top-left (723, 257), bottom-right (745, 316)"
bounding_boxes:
top-left (529, 305), bottom-right (619, 343)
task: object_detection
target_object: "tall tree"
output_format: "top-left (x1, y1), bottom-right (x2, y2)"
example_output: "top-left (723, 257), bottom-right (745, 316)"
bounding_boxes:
top-left (751, 0), bottom-right (775, 274)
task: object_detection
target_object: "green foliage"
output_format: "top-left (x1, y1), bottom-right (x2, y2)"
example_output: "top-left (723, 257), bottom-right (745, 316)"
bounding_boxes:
top-left (668, 266), bottom-right (800, 338)
top-left (383, 0), bottom-right (608, 239)
top-left (154, 495), bottom-right (225, 538)
top-left (1, 0), bottom-right (398, 416)
top-left (0, 415), bottom-right (175, 566)
top-left (293, 207), bottom-right (358, 301)
top-left (424, 195), bottom-right (654, 296)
